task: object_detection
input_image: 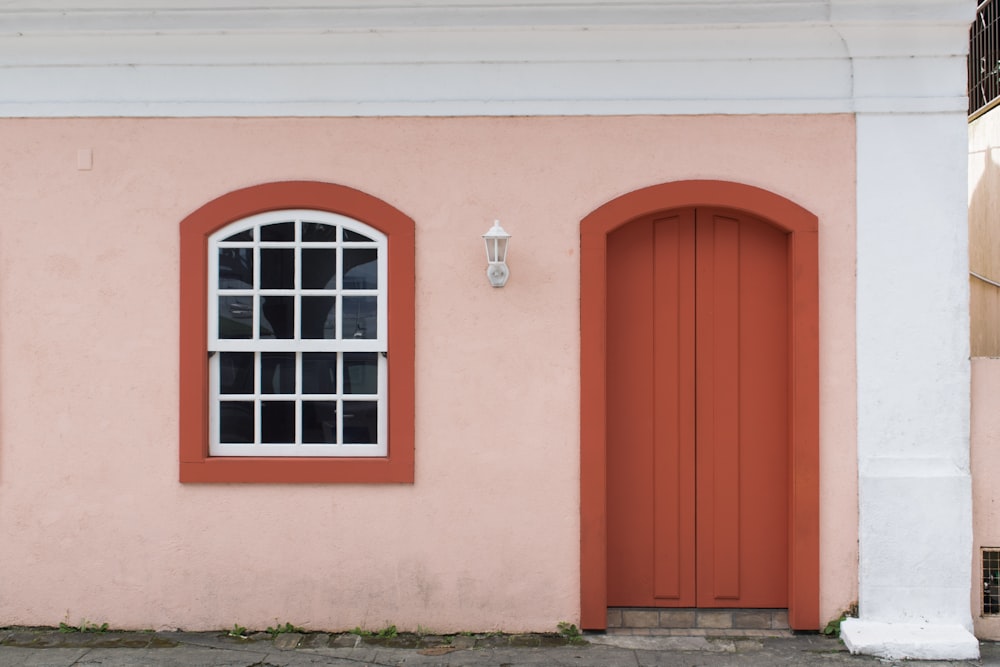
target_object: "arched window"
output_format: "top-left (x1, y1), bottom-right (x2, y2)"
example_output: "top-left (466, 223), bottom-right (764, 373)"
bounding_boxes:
top-left (210, 211), bottom-right (387, 456)
top-left (180, 182), bottom-right (414, 483)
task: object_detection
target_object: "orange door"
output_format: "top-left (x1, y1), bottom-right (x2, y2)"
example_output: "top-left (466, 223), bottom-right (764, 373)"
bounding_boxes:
top-left (606, 207), bottom-right (789, 609)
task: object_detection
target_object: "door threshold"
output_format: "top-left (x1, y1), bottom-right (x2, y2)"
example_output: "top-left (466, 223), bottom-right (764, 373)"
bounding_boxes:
top-left (607, 608), bottom-right (791, 637)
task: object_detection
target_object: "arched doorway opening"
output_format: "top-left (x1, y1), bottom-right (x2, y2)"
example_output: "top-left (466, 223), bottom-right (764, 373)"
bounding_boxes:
top-left (579, 181), bottom-right (819, 630)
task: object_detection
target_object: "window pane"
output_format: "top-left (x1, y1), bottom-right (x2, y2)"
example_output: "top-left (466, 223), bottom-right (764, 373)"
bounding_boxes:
top-left (222, 229), bottom-right (253, 242)
top-left (301, 248), bottom-right (337, 289)
top-left (302, 401), bottom-right (338, 443)
top-left (343, 353), bottom-right (378, 394)
top-left (343, 249), bottom-right (378, 289)
top-left (260, 296), bottom-right (294, 339)
top-left (219, 297), bottom-right (254, 339)
top-left (260, 248), bottom-right (294, 289)
top-left (206, 208), bottom-right (395, 461)
top-left (302, 352), bottom-right (337, 394)
top-left (302, 222), bottom-right (337, 242)
top-left (261, 352), bottom-right (295, 394)
top-left (218, 248), bottom-right (253, 289)
top-left (220, 401), bottom-right (254, 443)
top-left (342, 296), bottom-right (377, 339)
top-left (301, 296), bottom-right (336, 339)
top-left (343, 401), bottom-right (377, 444)
top-left (260, 222), bottom-right (294, 241)
top-left (344, 228), bottom-right (373, 242)
top-left (219, 352), bottom-right (253, 394)
top-left (261, 401), bottom-right (295, 443)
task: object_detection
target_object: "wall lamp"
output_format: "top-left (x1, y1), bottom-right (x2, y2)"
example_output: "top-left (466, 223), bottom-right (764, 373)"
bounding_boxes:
top-left (483, 220), bottom-right (511, 287)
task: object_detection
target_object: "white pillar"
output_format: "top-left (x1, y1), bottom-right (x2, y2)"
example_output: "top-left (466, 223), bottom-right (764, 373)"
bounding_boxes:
top-left (840, 110), bottom-right (978, 660)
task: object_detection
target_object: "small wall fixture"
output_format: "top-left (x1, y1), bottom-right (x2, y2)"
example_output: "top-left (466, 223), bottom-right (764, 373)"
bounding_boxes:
top-left (483, 220), bottom-right (511, 287)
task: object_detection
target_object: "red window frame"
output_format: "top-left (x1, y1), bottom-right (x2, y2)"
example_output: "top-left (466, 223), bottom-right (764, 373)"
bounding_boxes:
top-left (179, 181), bottom-right (415, 483)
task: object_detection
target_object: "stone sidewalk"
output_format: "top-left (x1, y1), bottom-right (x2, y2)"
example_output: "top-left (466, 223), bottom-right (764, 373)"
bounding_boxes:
top-left (1, 626), bottom-right (999, 666)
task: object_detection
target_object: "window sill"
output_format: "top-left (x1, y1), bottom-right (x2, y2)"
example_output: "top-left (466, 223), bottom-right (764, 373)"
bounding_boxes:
top-left (179, 455), bottom-right (414, 483)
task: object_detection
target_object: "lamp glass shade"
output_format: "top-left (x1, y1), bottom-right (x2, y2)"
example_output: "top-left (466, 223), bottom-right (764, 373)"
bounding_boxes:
top-left (483, 221), bottom-right (511, 263)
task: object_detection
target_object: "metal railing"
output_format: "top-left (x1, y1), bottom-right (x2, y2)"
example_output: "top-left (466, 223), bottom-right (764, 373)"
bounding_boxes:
top-left (972, 270), bottom-right (1000, 289)
top-left (971, 0), bottom-right (1000, 118)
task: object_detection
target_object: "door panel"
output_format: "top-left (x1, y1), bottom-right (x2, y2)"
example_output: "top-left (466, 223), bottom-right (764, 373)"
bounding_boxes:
top-left (696, 212), bottom-right (743, 602)
top-left (607, 211), bottom-right (696, 607)
top-left (652, 215), bottom-right (697, 601)
top-left (695, 209), bottom-right (789, 608)
top-left (606, 207), bottom-right (788, 609)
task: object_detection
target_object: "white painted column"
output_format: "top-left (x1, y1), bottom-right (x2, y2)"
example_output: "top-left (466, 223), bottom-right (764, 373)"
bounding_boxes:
top-left (840, 110), bottom-right (978, 660)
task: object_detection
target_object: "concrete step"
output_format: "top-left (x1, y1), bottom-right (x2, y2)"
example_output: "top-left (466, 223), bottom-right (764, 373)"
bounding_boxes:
top-left (608, 608), bottom-right (792, 637)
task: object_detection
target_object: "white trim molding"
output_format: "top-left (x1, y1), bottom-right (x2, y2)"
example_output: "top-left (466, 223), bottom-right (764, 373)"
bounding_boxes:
top-left (0, 0), bottom-right (972, 117)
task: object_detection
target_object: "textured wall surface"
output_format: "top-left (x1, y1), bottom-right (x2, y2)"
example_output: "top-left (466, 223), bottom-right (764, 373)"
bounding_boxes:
top-left (970, 112), bottom-right (1000, 638)
top-left (969, 112), bottom-right (1000, 356)
top-left (854, 111), bottom-right (972, 625)
top-left (0, 115), bottom-right (856, 632)
top-left (972, 358), bottom-right (1000, 639)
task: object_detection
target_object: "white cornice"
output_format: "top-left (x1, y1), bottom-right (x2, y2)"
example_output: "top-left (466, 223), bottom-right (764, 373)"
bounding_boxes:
top-left (0, 3), bottom-right (820, 34)
top-left (0, 0), bottom-right (973, 117)
top-left (0, 1), bottom-right (972, 34)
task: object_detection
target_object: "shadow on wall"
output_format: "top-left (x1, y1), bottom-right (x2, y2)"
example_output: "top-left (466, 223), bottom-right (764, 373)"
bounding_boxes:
top-left (969, 142), bottom-right (1000, 357)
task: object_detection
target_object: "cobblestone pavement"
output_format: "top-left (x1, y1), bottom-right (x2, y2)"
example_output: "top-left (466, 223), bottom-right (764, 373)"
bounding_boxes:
top-left (1, 627), bottom-right (999, 666)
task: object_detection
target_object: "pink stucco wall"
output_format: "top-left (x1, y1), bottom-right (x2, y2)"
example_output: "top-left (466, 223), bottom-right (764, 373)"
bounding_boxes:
top-left (972, 358), bottom-right (1000, 638)
top-left (0, 116), bottom-right (856, 632)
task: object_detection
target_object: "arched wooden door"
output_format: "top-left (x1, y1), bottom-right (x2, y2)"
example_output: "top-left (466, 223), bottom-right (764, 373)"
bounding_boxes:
top-left (580, 181), bottom-right (819, 630)
top-left (605, 207), bottom-right (789, 608)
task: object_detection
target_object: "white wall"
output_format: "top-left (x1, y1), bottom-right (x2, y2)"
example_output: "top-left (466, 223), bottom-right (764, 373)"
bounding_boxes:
top-left (843, 106), bottom-right (977, 660)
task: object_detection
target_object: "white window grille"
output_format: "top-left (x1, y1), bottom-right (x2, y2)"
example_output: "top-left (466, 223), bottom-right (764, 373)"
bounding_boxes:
top-left (208, 210), bottom-right (387, 457)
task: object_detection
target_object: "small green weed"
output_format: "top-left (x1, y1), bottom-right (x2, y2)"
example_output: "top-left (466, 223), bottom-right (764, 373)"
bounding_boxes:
top-left (557, 621), bottom-right (584, 644)
top-left (822, 603), bottom-right (858, 636)
top-left (822, 614), bottom-right (845, 636)
top-left (266, 622), bottom-right (303, 637)
top-left (227, 623), bottom-right (249, 638)
top-left (375, 624), bottom-right (398, 639)
top-left (59, 620), bottom-right (109, 633)
top-left (350, 624), bottom-right (397, 639)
